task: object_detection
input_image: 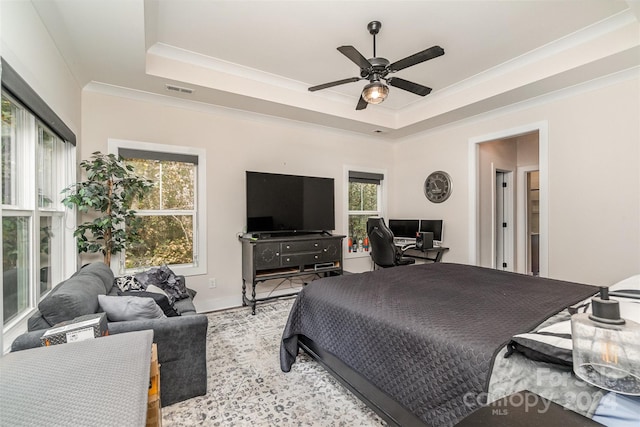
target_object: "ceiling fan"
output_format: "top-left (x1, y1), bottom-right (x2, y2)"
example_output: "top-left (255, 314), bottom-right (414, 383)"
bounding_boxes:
top-left (309, 21), bottom-right (444, 110)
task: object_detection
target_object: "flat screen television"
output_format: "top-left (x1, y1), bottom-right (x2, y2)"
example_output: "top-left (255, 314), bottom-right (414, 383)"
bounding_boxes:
top-left (246, 171), bottom-right (335, 234)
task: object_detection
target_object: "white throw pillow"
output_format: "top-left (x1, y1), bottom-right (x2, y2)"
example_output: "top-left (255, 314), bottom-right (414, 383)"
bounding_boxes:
top-left (146, 284), bottom-right (170, 298)
top-left (609, 274), bottom-right (640, 292)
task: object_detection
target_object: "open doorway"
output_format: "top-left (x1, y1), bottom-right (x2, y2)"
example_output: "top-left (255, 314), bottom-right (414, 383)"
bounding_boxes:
top-left (468, 122), bottom-right (548, 277)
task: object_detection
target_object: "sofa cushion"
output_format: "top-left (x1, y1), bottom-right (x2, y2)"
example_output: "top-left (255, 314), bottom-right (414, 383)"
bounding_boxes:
top-left (73, 262), bottom-right (115, 293)
top-left (98, 295), bottom-right (166, 321)
top-left (38, 275), bottom-right (106, 326)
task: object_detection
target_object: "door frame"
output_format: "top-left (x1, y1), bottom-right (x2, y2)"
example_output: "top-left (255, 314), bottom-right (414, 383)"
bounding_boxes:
top-left (468, 121), bottom-right (549, 277)
top-left (517, 165), bottom-right (539, 274)
top-left (493, 168), bottom-right (514, 271)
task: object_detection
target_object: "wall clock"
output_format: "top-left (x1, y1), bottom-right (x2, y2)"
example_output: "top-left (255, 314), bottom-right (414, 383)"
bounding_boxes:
top-left (424, 171), bottom-right (452, 203)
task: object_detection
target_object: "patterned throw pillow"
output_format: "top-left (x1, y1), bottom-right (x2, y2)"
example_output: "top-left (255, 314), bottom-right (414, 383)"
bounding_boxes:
top-left (114, 275), bottom-right (142, 292)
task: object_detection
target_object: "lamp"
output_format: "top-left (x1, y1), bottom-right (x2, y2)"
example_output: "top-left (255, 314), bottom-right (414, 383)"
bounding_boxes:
top-left (362, 81), bottom-right (389, 104)
top-left (571, 287), bottom-right (640, 395)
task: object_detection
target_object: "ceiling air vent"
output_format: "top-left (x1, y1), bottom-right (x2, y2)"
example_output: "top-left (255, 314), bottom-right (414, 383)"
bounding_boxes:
top-left (165, 84), bottom-right (194, 94)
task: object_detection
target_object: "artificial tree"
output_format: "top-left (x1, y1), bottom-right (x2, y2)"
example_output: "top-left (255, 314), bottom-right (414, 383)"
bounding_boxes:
top-left (62, 151), bottom-right (153, 265)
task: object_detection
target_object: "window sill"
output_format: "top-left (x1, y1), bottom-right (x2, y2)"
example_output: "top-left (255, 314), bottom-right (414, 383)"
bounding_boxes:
top-left (344, 251), bottom-right (371, 260)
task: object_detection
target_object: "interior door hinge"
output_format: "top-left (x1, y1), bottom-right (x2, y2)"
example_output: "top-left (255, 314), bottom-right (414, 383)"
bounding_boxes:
top-left (503, 262), bottom-right (507, 268)
top-left (502, 222), bottom-right (507, 228)
top-left (502, 182), bottom-right (507, 188)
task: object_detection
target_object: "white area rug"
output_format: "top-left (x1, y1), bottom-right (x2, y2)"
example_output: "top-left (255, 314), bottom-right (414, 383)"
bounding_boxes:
top-left (162, 298), bottom-right (384, 426)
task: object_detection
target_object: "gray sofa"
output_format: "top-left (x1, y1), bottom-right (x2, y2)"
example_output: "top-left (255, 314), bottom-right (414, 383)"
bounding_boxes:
top-left (11, 262), bottom-right (208, 407)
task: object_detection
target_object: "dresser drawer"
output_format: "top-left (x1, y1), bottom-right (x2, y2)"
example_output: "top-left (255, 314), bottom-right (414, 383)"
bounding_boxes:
top-left (281, 253), bottom-right (322, 267)
top-left (281, 240), bottom-right (322, 254)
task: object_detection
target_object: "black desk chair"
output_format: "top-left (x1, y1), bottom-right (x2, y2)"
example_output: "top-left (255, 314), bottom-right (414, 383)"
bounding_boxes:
top-left (366, 217), bottom-right (416, 269)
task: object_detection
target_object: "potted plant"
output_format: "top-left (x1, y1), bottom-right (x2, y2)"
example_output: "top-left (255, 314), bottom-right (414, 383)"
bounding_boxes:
top-left (62, 151), bottom-right (153, 265)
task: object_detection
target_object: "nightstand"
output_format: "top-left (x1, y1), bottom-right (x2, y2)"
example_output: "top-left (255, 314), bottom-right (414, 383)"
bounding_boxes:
top-left (455, 390), bottom-right (603, 426)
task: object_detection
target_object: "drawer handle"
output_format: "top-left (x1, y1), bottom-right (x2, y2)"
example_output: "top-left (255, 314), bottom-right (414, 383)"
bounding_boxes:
top-left (314, 243), bottom-right (319, 247)
top-left (286, 257), bottom-right (290, 262)
top-left (314, 255), bottom-right (319, 259)
top-left (286, 245), bottom-right (291, 249)
top-left (276, 252), bottom-right (280, 256)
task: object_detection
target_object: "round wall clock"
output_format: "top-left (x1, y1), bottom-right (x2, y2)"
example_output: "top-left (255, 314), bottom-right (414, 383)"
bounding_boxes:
top-left (424, 171), bottom-right (452, 203)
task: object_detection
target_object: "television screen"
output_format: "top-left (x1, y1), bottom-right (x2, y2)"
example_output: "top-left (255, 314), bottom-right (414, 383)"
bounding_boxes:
top-left (246, 171), bottom-right (335, 233)
top-left (420, 219), bottom-right (444, 242)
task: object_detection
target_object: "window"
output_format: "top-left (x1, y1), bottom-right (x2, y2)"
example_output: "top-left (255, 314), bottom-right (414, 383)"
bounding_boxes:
top-left (347, 170), bottom-right (384, 255)
top-left (109, 140), bottom-right (207, 276)
top-left (1, 93), bottom-right (73, 328)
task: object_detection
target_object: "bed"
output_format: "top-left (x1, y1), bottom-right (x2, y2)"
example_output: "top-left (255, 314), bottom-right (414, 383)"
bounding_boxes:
top-left (280, 263), bottom-right (634, 426)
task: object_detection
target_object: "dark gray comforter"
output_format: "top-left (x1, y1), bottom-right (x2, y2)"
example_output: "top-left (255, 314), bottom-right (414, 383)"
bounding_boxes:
top-left (280, 263), bottom-right (598, 427)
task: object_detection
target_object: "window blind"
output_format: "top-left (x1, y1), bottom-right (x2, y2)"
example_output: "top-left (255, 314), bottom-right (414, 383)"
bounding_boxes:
top-left (119, 148), bottom-right (198, 165)
top-left (1, 58), bottom-right (76, 145)
top-left (349, 171), bottom-right (384, 185)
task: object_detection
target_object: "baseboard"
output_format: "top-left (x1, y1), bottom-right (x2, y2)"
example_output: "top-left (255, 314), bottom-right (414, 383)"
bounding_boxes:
top-left (194, 287), bottom-right (301, 314)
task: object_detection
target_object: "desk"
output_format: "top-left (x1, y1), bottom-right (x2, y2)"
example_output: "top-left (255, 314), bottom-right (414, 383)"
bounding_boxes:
top-left (0, 330), bottom-right (153, 427)
top-left (403, 246), bottom-right (449, 262)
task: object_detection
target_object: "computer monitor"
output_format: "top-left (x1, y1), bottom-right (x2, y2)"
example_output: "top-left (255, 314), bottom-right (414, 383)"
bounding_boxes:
top-left (420, 220), bottom-right (443, 243)
top-left (388, 219), bottom-right (419, 239)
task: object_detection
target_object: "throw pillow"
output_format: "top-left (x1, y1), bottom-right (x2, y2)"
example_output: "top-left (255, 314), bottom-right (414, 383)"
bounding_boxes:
top-left (98, 295), bottom-right (166, 321)
top-left (146, 284), bottom-right (175, 304)
top-left (114, 275), bottom-right (143, 292)
top-left (506, 320), bottom-right (573, 366)
top-left (118, 291), bottom-right (180, 317)
top-left (38, 275), bottom-right (105, 326)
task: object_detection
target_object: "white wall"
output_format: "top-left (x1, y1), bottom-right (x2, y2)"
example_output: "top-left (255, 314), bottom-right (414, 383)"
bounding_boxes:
top-left (1, 0), bottom-right (82, 351)
top-left (81, 89), bottom-right (392, 312)
top-left (391, 73), bottom-right (640, 287)
top-left (1, 1), bottom-right (81, 134)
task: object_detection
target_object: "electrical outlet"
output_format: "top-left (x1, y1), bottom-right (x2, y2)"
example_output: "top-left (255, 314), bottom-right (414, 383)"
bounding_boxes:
top-left (208, 278), bottom-right (217, 289)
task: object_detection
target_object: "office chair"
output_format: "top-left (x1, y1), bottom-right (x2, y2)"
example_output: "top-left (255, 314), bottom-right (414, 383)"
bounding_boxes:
top-left (366, 217), bottom-right (416, 269)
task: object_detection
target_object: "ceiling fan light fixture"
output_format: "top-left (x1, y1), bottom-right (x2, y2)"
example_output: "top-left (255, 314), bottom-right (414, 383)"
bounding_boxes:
top-left (362, 81), bottom-right (389, 104)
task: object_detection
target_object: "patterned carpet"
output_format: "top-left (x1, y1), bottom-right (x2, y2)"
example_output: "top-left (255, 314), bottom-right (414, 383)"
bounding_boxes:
top-left (161, 297), bottom-right (385, 426)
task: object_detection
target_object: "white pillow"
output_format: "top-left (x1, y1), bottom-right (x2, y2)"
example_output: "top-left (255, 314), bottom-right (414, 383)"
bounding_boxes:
top-left (609, 274), bottom-right (640, 291)
top-left (146, 284), bottom-right (169, 298)
top-left (98, 295), bottom-right (166, 321)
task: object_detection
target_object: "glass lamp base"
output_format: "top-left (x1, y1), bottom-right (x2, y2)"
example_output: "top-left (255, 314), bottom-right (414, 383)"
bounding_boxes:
top-left (575, 363), bottom-right (640, 396)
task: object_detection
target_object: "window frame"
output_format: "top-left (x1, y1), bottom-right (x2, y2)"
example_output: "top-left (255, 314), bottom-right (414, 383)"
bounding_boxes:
top-left (108, 138), bottom-right (207, 277)
top-left (343, 166), bottom-right (387, 259)
top-left (1, 91), bottom-right (75, 350)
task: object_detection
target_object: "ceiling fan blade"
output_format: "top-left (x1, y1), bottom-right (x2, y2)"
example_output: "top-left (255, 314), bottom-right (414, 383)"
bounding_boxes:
top-left (356, 96), bottom-right (368, 110)
top-left (387, 77), bottom-right (432, 96)
top-left (338, 46), bottom-right (373, 70)
top-left (309, 77), bottom-right (361, 92)
top-left (388, 45), bottom-right (445, 72)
